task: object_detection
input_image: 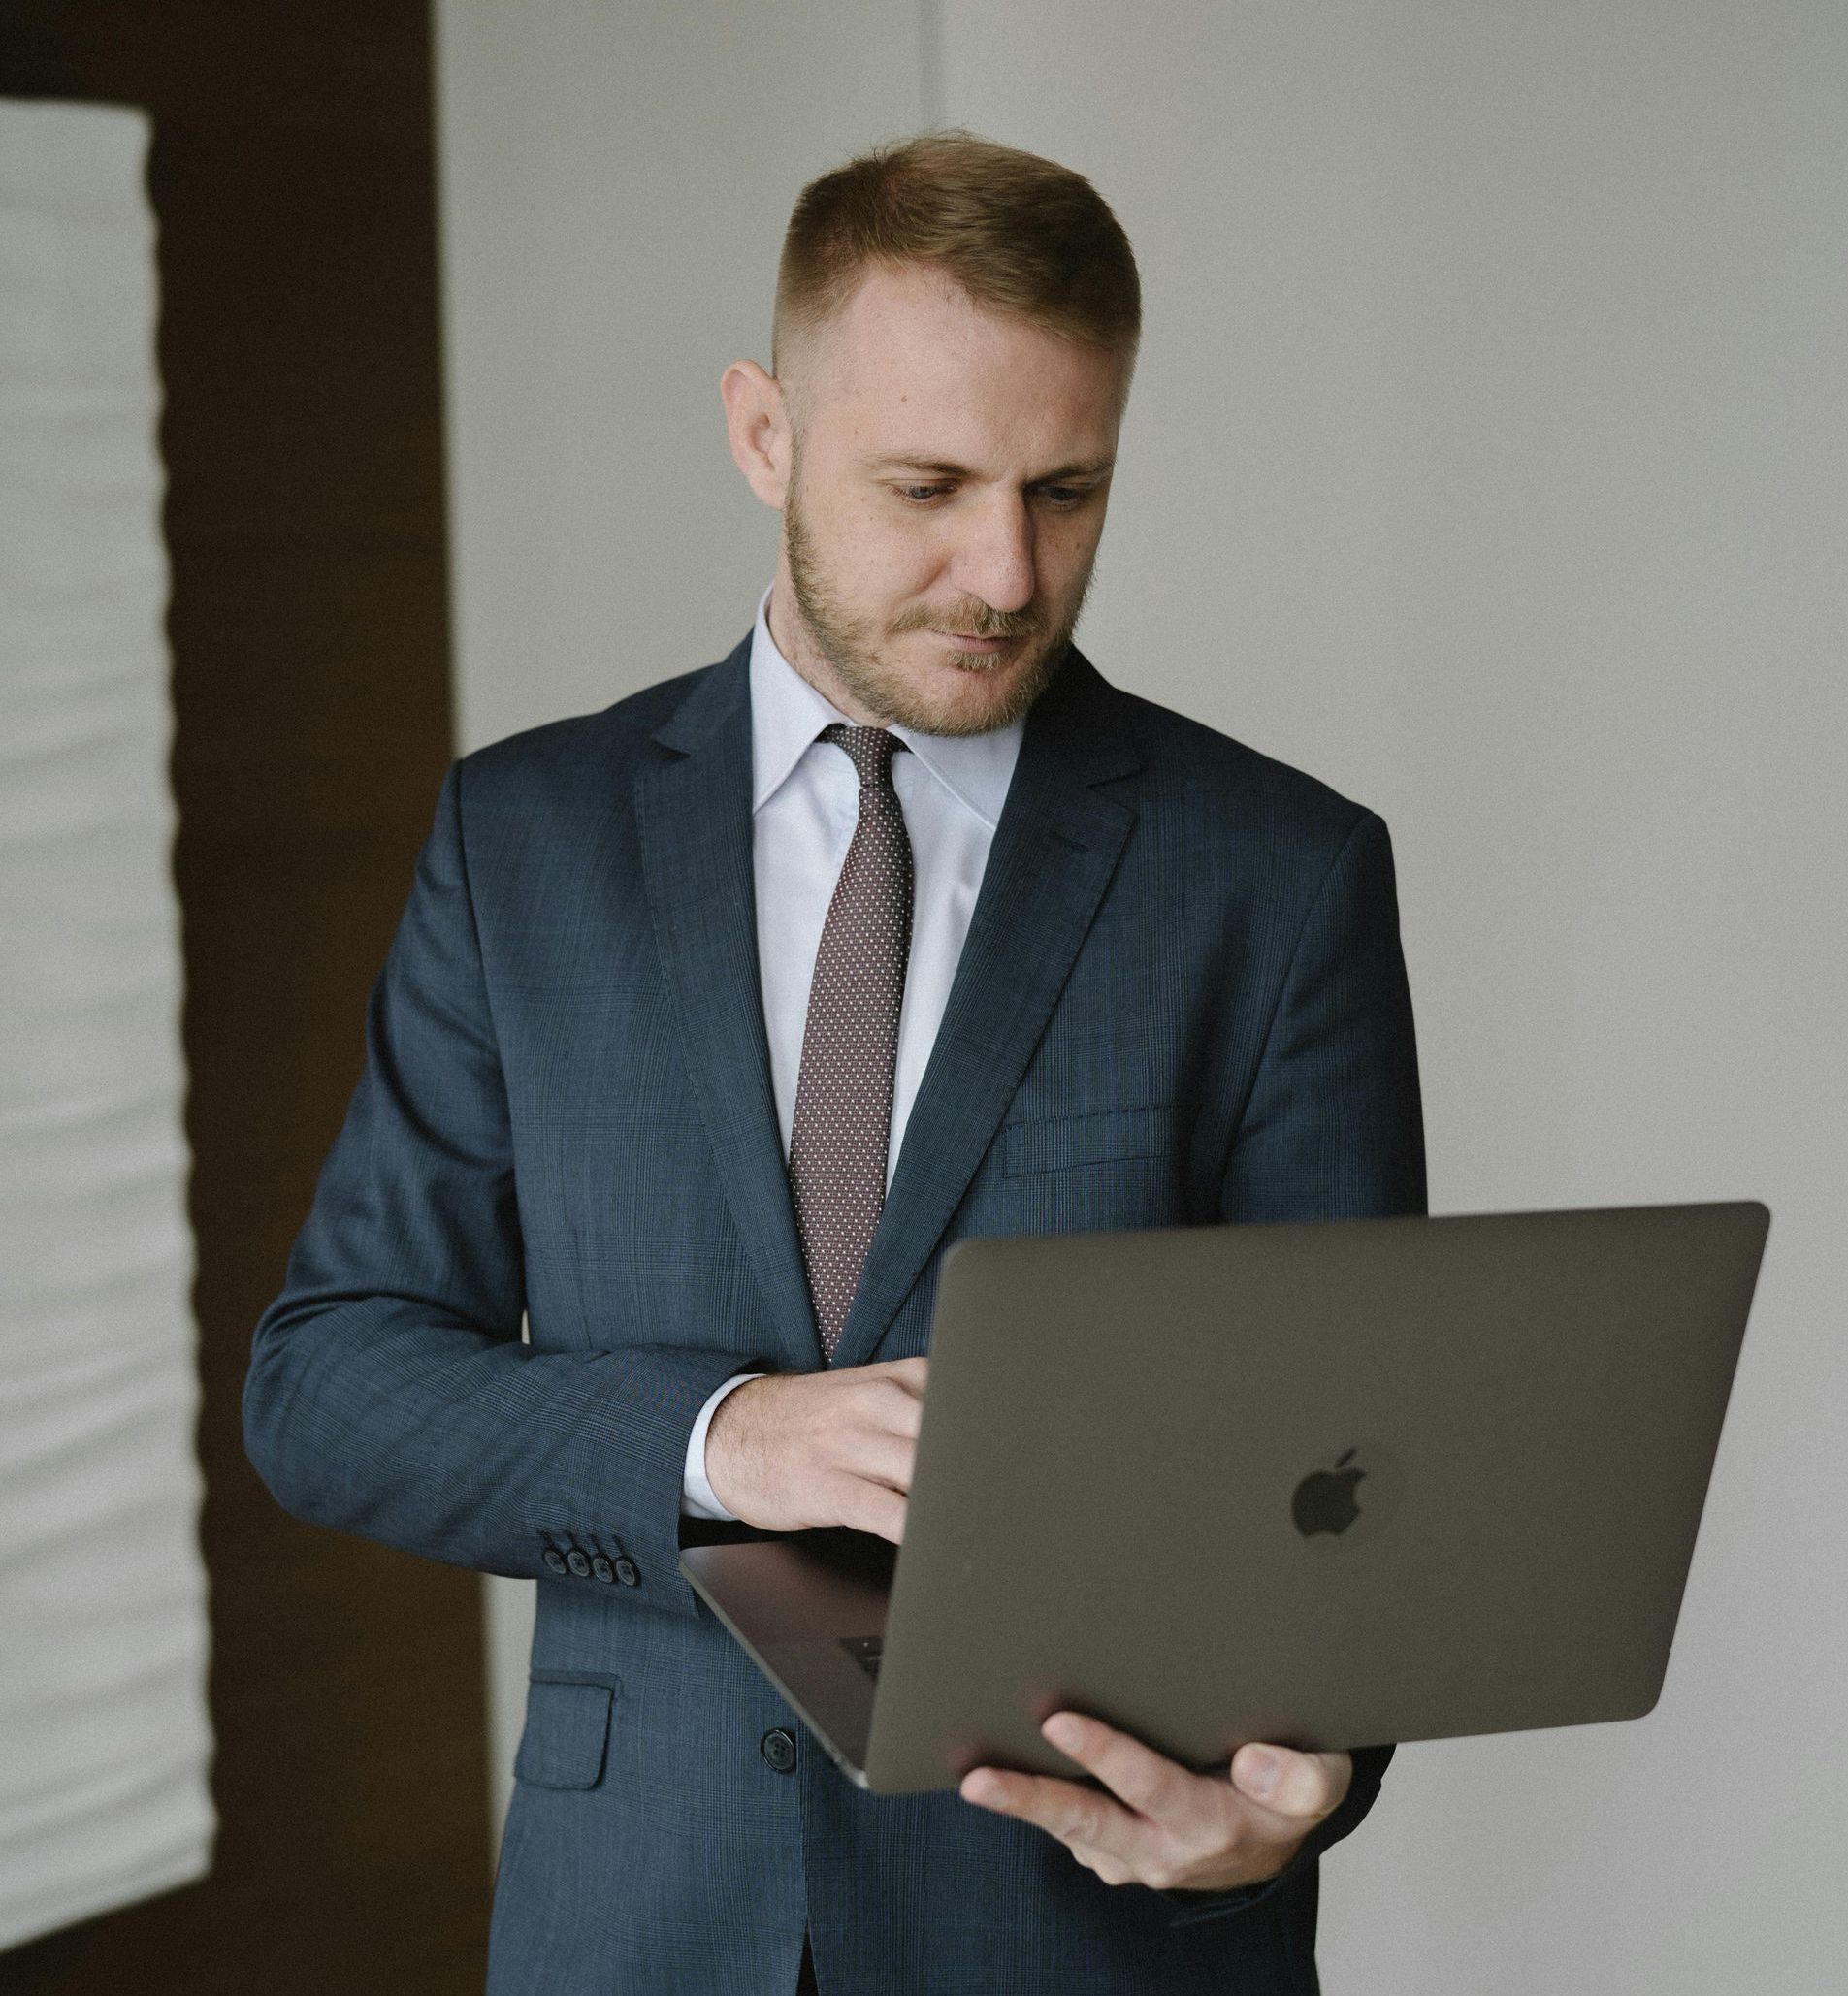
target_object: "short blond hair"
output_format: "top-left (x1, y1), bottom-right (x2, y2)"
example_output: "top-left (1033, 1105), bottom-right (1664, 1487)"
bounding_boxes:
top-left (772, 127), bottom-right (1141, 427)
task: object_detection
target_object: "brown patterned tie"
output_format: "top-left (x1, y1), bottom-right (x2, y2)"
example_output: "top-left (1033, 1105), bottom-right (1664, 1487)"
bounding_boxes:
top-left (787, 724), bottom-right (914, 1362)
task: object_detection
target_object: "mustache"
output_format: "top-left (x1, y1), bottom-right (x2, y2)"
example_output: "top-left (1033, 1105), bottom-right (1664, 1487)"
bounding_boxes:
top-left (911, 618), bottom-right (1037, 641)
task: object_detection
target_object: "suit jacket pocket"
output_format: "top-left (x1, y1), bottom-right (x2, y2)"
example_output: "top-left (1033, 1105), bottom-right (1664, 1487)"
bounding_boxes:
top-left (1000, 1103), bottom-right (1170, 1176)
top-left (514, 1674), bottom-right (617, 1789)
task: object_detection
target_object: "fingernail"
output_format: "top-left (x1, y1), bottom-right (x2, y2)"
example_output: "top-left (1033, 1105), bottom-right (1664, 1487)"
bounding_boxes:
top-left (1239, 1748), bottom-right (1280, 1799)
top-left (1043, 1715), bottom-right (1083, 1752)
top-left (961, 1772), bottom-right (998, 1806)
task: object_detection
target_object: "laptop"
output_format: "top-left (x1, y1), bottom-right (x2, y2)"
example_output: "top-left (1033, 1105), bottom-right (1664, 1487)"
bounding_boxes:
top-left (680, 1200), bottom-right (1769, 1794)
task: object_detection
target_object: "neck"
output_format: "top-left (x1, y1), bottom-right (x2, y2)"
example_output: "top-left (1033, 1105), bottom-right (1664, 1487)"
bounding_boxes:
top-left (764, 578), bottom-right (890, 725)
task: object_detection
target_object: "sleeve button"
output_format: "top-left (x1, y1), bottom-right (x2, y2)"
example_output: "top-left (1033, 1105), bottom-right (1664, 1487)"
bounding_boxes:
top-left (542, 1548), bottom-right (567, 1575)
top-left (591, 1555), bottom-right (615, 1583)
top-left (614, 1557), bottom-right (640, 1588)
top-left (566, 1549), bottom-right (591, 1577)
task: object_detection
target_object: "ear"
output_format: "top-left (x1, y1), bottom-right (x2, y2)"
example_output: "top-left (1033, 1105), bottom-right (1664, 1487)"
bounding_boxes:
top-left (720, 359), bottom-right (792, 508)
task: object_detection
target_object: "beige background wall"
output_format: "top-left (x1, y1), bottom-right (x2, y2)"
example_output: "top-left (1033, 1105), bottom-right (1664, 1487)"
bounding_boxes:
top-left (435, 3), bottom-right (1847, 1987)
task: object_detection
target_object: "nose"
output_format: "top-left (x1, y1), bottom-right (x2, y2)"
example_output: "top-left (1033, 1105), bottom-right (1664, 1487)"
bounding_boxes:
top-left (948, 491), bottom-right (1037, 619)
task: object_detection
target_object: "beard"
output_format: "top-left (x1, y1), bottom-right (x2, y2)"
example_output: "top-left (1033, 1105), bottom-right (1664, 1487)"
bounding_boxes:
top-left (780, 457), bottom-right (1095, 737)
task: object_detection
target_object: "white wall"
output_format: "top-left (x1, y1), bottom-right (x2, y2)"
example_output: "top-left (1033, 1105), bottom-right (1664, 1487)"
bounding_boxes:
top-left (436, 4), bottom-right (1847, 1986)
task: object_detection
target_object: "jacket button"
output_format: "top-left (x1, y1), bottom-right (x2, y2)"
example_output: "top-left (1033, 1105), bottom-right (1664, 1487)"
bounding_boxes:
top-left (566, 1549), bottom-right (591, 1577)
top-left (591, 1556), bottom-right (615, 1583)
top-left (542, 1548), bottom-right (567, 1574)
top-left (761, 1728), bottom-right (797, 1774)
top-left (614, 1557), bottom-right (640, 1588)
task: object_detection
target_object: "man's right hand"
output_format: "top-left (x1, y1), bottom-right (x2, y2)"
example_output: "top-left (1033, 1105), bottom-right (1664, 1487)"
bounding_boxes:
top-left (702, 1357), bottom-right (927, 1545)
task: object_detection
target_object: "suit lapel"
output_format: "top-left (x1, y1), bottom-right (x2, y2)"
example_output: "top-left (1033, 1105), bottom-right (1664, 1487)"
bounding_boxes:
top-left (636, 638), bottom-right (822, 1369)
top-left (828, 647), bottom-right (1143, 1370)
top-left (637, 636), bottom-right (1142, 1377)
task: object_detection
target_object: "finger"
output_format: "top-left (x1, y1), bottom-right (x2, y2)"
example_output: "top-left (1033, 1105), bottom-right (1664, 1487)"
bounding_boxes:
top-left (838, 1478), bottom-right (907, 1544)
top-left (833, 1425), bottom-right (917, 1496)
top-left (1040, 1712), bottom-right (1199, 1830)
top-left (1068, 1841), bottom-right (1137, 1886)
top-left (876, 1356), bottom-right (928, 1398)
top-left (863, 1377), bottom-right (924, 1439)
top-left (959, 1766), bottom-right (1146, 1867)
top-left (1230, 1745), bottom-right (1351, 1824)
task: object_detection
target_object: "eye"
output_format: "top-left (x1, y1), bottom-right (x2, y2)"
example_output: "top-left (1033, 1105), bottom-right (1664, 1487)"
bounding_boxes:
top-left (892, 484), bottom-right (1095, 508)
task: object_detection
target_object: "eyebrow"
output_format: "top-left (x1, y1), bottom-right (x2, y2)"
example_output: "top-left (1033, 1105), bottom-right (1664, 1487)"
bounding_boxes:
top-left (865, 453), bottom-right (1116, 482)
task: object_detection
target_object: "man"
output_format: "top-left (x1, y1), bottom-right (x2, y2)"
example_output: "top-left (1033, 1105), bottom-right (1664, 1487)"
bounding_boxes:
top-left (245, 128), bottom-right (1424, 1993)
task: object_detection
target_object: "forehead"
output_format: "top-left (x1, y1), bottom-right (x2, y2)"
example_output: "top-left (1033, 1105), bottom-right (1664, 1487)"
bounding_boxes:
top-left (809, 261), bottom-right (1123, 456)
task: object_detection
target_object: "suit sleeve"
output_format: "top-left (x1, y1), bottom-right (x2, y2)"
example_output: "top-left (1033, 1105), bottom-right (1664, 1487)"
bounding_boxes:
top-left (242, 759), bottom-right (747, 1617)
top-left (1167, 806), bottom-right (1425, 1926)
top-left (1221, 806), bottom-right (1426, 1226)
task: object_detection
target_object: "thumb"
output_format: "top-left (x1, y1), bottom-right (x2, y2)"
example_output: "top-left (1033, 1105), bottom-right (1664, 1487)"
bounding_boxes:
top-left (1231, 1744), bottom-right (1350, 1820)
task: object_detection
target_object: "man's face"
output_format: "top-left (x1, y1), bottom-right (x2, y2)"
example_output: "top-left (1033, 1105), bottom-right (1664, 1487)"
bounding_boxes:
top-left (735, 262), bottom-right (1126, 735)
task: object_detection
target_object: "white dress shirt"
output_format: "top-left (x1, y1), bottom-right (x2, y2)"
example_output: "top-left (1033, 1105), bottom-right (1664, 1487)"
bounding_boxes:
top-left (680, 580), bottom-right (1024, 1519)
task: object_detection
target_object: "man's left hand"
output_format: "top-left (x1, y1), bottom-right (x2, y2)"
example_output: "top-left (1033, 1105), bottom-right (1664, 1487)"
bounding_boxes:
top-left (959, 1713), bottom-right (1350, 1894)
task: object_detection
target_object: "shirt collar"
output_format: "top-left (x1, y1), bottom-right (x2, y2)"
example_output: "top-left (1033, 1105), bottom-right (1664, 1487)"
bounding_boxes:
top-left (748, 580), bottom-right (1023, 827)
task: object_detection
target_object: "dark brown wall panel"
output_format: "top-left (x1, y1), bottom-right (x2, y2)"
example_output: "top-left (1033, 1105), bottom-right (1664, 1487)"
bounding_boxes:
top-left (0, 3), bottom-right (487, 1988)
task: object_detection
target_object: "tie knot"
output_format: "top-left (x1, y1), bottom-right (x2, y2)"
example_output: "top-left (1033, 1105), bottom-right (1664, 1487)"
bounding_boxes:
top-left (821, 723), bottom-right (903, 790)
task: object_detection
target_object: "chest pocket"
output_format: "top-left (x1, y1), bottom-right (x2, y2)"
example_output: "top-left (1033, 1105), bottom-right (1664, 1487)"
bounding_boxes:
top-left (514, 1674), bottom-right (617, 1789)
top-left (999, 1103), bottom-right (1170, 1176)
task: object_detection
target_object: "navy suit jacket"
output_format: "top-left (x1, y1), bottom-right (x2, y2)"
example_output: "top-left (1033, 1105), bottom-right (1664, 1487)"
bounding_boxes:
top-left (244, 629), bottom-right (1426, 1995)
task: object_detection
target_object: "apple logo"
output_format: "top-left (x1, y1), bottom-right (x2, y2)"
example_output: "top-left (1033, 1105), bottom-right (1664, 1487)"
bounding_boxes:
top-left (1292, 1448), bottom-right (1367, 1537)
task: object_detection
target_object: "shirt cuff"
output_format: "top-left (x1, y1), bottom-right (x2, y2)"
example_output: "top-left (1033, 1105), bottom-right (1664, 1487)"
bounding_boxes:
top-left (680, 1372), bottom-right (766, 1520)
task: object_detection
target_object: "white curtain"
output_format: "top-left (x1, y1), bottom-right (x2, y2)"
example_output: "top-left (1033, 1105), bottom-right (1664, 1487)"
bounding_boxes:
top-left (0, 99), bottom-right (214, 1949)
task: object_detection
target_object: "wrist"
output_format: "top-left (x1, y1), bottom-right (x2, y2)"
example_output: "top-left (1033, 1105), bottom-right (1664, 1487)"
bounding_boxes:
top-left (703, 1373), bottom-right (772, 1518)
top-left (683, 1372), bottom-right (765, 1522)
